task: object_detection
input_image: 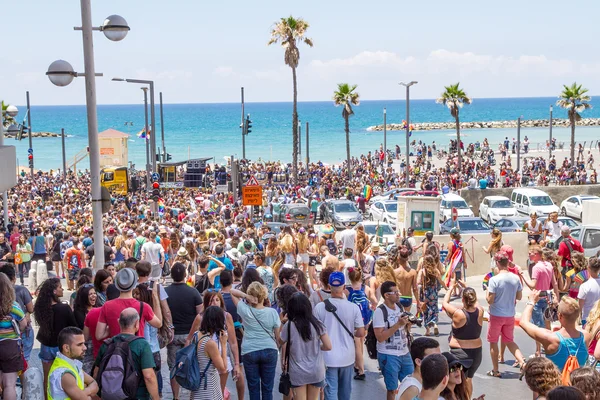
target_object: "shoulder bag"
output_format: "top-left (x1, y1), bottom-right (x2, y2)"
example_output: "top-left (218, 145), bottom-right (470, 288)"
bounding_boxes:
top-left (278, 322), bottom-right (292, 395)
top-left (323, 299), bottom-right (354, 338)
top-left (248, 304), bottom-right (277, 345)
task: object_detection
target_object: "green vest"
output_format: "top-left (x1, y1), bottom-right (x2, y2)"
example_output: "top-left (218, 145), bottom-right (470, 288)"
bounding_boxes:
top-left (47, 355), bottom-right (84, 400)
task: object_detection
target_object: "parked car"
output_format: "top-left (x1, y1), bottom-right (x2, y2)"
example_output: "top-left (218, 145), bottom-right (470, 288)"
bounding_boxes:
top-left (560, 195), bottom-right (600, 220)
top-left (440, 193), bottom-right (474, 222)
top-left (396, 190), bottom-right (440, 197)
top-left (369, 188), bottom-right (415, 204)
top-left (538, 216), bottom-right (579, 229)
top-left (355, 221), bottom-right (396, 246)
top-left (439, 217), bottom-right (491, 235)
top-left (254, 222), bottom-right (288, 235)
top-left (367, 200), bottom-right (398, 229)
top-left (493, 216), bottom-right (530, 232)
top-left (274, 204), bottom-right (311, 226)
top-left (479, 195), bottom-right (518, 224)
top-left (511, 188), bottom-right (559, 217)
top-left (570, 225), bottom-right (600, 257)
top-left (322, 199), bottom-right (363, 229)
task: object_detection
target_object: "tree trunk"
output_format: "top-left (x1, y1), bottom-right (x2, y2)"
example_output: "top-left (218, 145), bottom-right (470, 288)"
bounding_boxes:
top-left (345, 114), bottom-right (351, 180)
top-left (570, 112), bottom-right (576, 166)
top-left (455, 109), bottom-right (461, 173)
top-left (292, 67), bottom-right (299, 184)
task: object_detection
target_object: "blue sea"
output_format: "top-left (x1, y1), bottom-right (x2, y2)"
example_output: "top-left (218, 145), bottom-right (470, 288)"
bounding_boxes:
top-left (7, 97), bottom-right (600, 170)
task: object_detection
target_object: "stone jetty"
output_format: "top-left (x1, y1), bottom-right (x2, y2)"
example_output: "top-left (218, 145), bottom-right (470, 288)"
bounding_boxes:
top-left (367, 118), bottom-right (600, 131)
top-left (4, 131), bottom-right (61, 138)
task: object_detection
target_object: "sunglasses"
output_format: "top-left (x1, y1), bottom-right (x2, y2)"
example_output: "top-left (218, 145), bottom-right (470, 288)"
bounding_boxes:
top-left (449, 365), bottom-right (463, 373)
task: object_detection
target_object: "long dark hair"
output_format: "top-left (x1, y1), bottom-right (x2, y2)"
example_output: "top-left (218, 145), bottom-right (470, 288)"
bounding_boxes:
top-left (440, 369), bottom-right (470, 400)
top-left (201, 306), bottom-right (225, 335)
top-left (240, 268), bottom-right (264, 293)
top-left (94, 269), bottom-right (111, 294)
top-left (73, 284), bottom-right (96, 317)
top-left (34, 277), bottom-right (61, 343)
top-left (287, 292), bottom-right (324, 341)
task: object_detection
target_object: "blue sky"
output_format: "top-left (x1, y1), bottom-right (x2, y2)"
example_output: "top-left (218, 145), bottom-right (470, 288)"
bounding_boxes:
top-left (2, 0), bottom-right (599, 105)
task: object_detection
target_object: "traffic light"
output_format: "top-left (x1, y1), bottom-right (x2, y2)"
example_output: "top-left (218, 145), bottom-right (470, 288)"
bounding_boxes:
top-left (151, 181), bottom-right (160, 201)
top-left (166, 153), bottom-right (172, 161)
top-left (28, 154), bottom-right (33, 169)
top-left (245, 114), bottom-right (252, 135)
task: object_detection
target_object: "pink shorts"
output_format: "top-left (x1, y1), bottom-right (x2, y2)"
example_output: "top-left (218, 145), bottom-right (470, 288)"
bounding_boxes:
top-left (487, 315), bottom-right (515, 344)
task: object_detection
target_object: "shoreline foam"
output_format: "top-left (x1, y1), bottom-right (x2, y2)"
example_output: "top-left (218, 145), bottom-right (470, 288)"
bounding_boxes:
top-left (367, 118), bottom-right (600, 132)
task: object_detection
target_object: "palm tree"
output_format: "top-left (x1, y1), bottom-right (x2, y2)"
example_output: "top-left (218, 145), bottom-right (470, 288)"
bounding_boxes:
top-left (557, 82), bottom-right (592, 165)
top-left (268, 16), bottom-right (313, 183)
top-left (436, 83), bottom-right (472, 172)
top-left (333, 83), bottom-right (360, 179)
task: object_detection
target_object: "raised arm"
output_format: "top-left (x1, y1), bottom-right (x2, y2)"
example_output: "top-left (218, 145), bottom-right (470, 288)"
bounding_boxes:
top-left (519, 290), bottom-right (555, 348)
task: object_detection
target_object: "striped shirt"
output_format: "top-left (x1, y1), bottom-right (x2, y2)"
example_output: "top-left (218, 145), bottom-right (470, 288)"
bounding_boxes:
top-left (0, 302), bottom-right (25, 340)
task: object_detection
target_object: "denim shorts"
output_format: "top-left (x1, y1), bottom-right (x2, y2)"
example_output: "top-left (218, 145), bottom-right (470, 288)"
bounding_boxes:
top-left (39, 344), bottom-right (59, 363)
top-left (531, 298), bottom-right (548, 328)
top-left (377, 352), bottom-right (414, 391)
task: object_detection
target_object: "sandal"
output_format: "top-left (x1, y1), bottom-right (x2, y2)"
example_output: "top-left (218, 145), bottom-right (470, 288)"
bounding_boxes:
top-left (486, 370), bottom-right (501, 378)
top-left (434, 326), bottom-right (439, 336)
top-left (518, 361), bottom-right (527, 381)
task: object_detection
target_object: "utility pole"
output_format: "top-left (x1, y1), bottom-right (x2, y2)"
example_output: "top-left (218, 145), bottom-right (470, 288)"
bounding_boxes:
top-left (298, 119), bottom-right (302, 157)
top-left (62, 128), bottom-right (67, 179)
top-left (517, 116), bottom-right (522, 173)
top-left (241, 87), bottom-right (246, 160)
top-left (399, 81), bottom-right (418, 187)
top-left (305, 121), bottom-right (309, 171)
top-left (160, 92), bottom-right (166, 163)
top-left (549, 105), bottom-right (553, 159)
top-left (142, 87), bottom-right (150, 189)
top-left (26, 91), bottom-right (33, 179)
top-left (231, 154), bottom-right (238, 203)
top-left (383, 108), bottom-right (387, 158)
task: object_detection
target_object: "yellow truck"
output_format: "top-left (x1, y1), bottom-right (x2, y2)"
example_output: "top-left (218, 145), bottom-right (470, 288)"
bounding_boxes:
top-left (100, 167), bottom-right (130, 195)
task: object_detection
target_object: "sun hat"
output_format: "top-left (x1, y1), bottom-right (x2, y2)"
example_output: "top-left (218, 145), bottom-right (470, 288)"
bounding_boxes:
top-left (115, 268), bottom-right (138, 292)
top-left (177, 247), bottom-right (188, 257)
top-left (450, 227), bottom-right (461, 235)
top-left (328, 271), bottom-right (345, 287)
top-left (371, 243), bottom-right (381, 253)
top-left (226, 248), bottom-right (242, 262)
top-left (500, 245), bottom-right (514, 262)
top-left (127, 230), bottom-right (134, 237)
top-left (442, 351), bottom-right (473, 371)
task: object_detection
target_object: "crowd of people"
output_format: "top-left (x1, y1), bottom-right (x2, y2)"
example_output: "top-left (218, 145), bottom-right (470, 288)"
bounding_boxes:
top-left (0, 139), bottom-right (599, 400)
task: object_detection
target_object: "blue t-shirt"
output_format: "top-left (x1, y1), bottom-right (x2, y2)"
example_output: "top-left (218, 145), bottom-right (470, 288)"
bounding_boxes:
top-left (236, 301), bottom-right (280, 355)
top-left (479, 179), bottom-right (488, 189)
top-left (28, 236), bottom-right (46, 254)
top-left (208, 255), bottom-right (234, 289)
top-left (82, 237), bottom-right (93, 249)
top-left (488, 272), bottom-right (522, 317)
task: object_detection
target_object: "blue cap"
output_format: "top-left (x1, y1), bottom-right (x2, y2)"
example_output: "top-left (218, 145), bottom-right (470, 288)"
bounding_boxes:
top-left (329, 271), bottom-right (345, 287)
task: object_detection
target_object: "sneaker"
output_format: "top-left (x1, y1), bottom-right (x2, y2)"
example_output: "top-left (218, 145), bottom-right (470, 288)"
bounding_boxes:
top-left (354, 373), bottom-right (366, 381)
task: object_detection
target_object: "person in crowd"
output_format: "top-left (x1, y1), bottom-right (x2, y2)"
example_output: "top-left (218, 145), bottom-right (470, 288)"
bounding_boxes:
top-left (33, 277), bottom-right (78, 395)
top-left (373, 280), bottom-right (412, 400)
top-left (397, 337), bottom-right (441, 400)
top-left (14, 234), bottom-right (32, 285)
top-left (93, 308), bottom-right (160, 400)
top-left (309, 265), bottom-right (335, 307)
top-left (440, 352), bottom-right (476, 400)
top-left (208, 244), bottom-right (234, 290)
top-left (415, 353), bottom-right (450, 400)
top-left (446, 228), bottom-right (467, 297)
top-left (523, 356), bottom-right (562, 400)
top-left (255, 252), bottom-right (275, 303)
top-left (0, 272), bottom-right (27, 400)
top-left (93, 269), bottom-right (112, 307)
top-left (141, 231), bottom-right (165, 280)
top-left (570, 366), bottom-right (600, 399)
top-left (543, 211), bottom-right (563, 248)
top-left (314, 271), bottom-right (365, 400)
top-left (486, 252), bottom-right (526, 377)
top-left (563, 252), bottom-right (588, 299)
top-left (585, 298), bottom-right (600, 367)
top-left (95, 268), bottom-right (161, 341)
top-left (578, 257), bottom-right (600, 326)
top-left (546, 386), bottom-right (586, 400)
top-left (418, 254), bottom-right (447, 336)
top-left (0, 264), bottom-right (34, 362)
top-left (482, 228), bottom-right (503, 270)
top-left (73, 282), bottom-right (97, 373)
top-left (395, 246), bottom-right (420, 314)
top-left (29, 227), bottom-right (48, 263)
top-left (69, 272), bottom-right (92, 308)
top-left (280, 292), bottom-right (332, 400)
top-left (63, 238), bottom-right (84, 291)
top-left (47, 327), bottom-right (98, 399)
top-left (442, 280), bottom-right (483, 394)
top-left (520, 290), bottom-right (590, 371)
top-left (524, 212), bottom-right (543, 245)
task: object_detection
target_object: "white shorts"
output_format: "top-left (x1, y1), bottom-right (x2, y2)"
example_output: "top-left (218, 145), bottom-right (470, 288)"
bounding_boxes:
top-left (297, 253), bottom-right (309, 264)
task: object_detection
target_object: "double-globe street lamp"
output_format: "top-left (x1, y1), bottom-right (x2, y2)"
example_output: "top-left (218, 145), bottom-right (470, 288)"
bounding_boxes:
top-left (46, 2), bottom-right (130, 270)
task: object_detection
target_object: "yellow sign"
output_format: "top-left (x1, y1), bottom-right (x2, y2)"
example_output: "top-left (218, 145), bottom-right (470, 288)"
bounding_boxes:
top-left (242, 185), bottom-right (263, 206)
top-left (100, 148), bottom-right (115, 155)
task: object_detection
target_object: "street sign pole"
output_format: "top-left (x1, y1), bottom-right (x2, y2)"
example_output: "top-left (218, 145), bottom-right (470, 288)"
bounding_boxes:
top-left (452, 207), bottom-right (458, 228)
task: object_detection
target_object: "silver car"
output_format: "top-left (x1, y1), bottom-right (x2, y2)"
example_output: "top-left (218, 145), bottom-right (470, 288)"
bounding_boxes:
top-left (323, 200), bottom-right (363, 229)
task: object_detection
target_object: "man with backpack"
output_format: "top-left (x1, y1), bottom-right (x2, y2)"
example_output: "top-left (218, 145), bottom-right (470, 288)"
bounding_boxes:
top-left (372, 281), bottom-right (413, 400)
top-left (557, 226), bottom-right (584, 276)
top-left (93, 308), bottom-right (159, 400)
top-left (519, 291), bottom-right (590, 377)
top-left (48, 327), bottom-right (98, 400)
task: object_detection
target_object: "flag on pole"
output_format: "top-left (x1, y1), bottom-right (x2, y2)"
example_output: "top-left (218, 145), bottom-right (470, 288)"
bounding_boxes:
top-left (137, 126), bottom-right (151, 140)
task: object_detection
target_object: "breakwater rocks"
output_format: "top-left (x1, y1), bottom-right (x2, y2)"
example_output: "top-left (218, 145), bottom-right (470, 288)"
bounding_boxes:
top-left (367, 118), bottom-right (600, 132)
top-left (4, 131), bottom-right (61, 138)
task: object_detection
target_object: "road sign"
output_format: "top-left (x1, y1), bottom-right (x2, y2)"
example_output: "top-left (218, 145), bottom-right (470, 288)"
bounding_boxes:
top-left (216, 184), bottom-right (228, 193)
top-left (246, 176), bottom-right (260, 186)
top-left (27, 148), bottom-right (33, 154)
top-left (451, 207), bottom-right (458, 221)
top-left (242, 185), bottom-right (263, 206)
top-left (151, 172), bottom-right (160, 181)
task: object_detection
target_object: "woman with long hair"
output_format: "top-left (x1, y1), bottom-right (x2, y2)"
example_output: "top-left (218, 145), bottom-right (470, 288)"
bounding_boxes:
top-left (563, 252), bottom-right (588, 299)
top-left (442, 282), bottom-right (484, 395)
top-left (93, 269), bottom-right (112, 307)
top-left (355, 224), bottom-right (369, 255)
top-left (585, 299), bottom-right (600, 368)
top-left (15, 234), bottom-right (32, 285)
top-left (418, 255), bottom-right (447, 336)
top-left (440, 352), bottom-right (472, 400)
top-left (296, 228), bottom-right (310, 281)
top-left (271, 252), bottom-right (287, 287)
top-left (280, 293), bottom-right (332, 400)
top-left (33, 277), bottom-right (77, 396)
top-left (190, 306), bottom-right (229, 400)
top-left (523, 356), bottom-right (562, 400)
top-left (265, 237), bottom-right (279, 266)
top-left (73, 283), bottom-right (97, 373)
top-left (0, 273), bottom-right (27, 400)
top-left (113, 234), bottom-right (130, 263)
top-left (482, 228), bottom-right (503, 270)
top-left (279, 226), bottom-right (296, 266)
top-left (370, 258), bottom-right (397, 303)
top-left (542, 247), bottom-right (565, 297)
top-left (185, 240), bottom-right (200, 275)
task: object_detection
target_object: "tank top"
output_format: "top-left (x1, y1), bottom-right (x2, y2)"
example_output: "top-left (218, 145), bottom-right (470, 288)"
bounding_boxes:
top-left (546, 332), bottom-right (587, 371)
top-left (452, 308), bottom-right (482, 341)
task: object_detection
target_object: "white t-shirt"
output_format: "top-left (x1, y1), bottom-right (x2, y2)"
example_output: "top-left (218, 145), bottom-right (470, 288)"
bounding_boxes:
top-left (545, 220), bottom-right (563, 242)
top-left (578, 278), bottom-right (600, 319)
top-left (313, 297), bottom-right (364, 367)
top-left (372, 304), bottom-right (409, 356)
top-left (397, 375), bottom-right (422, 399)
top-left (339, 229), bottom-right (356, 253)
top-left (141, 241), bottom-right (162, 265)
top-left (341, 258), bottom-right (356, 284)
top-left (407, 237), bottom-right (418, 262)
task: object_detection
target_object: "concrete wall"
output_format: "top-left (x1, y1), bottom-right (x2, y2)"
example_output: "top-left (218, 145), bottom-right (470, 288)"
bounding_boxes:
top-left (460, 185), bottom-right (600, 216)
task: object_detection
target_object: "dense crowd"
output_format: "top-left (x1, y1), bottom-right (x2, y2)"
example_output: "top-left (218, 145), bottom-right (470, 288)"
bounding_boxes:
top-left (0, 140), bottom-right (600, 400)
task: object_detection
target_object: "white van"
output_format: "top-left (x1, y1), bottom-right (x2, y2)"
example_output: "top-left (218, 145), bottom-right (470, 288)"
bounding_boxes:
top-left (440, 193), bottom-right (474, 222)
top-left (511, 188), bottom-right (559, 217)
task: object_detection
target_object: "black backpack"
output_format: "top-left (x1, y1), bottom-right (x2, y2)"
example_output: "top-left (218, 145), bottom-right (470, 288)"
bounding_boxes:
top-left (96, 335), bottom-right (144, 400)
top-left (365, 303), bottom-right (412, 360)
top-left (195, 273), bottom-right (213, 294)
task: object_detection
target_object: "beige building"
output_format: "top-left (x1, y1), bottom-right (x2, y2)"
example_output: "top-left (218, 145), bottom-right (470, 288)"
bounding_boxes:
top-left (98, 129), bottom-right (129, 168)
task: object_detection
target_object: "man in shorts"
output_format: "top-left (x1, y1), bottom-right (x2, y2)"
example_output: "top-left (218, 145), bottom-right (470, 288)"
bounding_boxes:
top-left (63, 239), bottom-right (84, 290)
top-left (486, 251), bottom-right (526, 377)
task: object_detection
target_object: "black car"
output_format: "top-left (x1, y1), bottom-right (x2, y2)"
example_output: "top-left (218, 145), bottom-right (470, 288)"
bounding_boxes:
top-left (493, 217), bottom-right (530, 232)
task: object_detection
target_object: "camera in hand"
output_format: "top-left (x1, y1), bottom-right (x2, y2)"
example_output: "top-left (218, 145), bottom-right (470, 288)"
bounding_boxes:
top-left (401, 311), bottom-right (422, 328)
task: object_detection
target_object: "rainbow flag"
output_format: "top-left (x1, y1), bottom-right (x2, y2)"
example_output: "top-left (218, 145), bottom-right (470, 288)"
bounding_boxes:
top-left (573, 270), bottom-right (589, 285)
top-left (482, 271), bottom-right (494, 290)
top-left (137, 127), bottom-right (151, 140)
top-left (443, 240), bottom-right (464, 287)
top-left (363, 185), bottom-right (373, 201)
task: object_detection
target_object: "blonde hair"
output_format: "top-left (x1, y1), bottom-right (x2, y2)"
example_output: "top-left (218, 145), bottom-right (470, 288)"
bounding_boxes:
top-left (247, 282), bottom-right (268, 304)
top-left (375, 259), bottom-right (397, 286)
top-left (296, 231), bottom-right (308, 251)
top-left (558, 296), bottom-right (580, 323)
top-left (0, 273), bottom-right (15, 318)
top-left (280, 234), bottom-right (294, 253)
top-left (586, 299), bottom-right (600, 334)
top-left (488, 229), bottom-right (503, 253)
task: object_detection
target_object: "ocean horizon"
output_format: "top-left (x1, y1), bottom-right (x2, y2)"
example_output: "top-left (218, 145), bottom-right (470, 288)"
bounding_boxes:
top-left (6, 97), bottom-right (600, 171)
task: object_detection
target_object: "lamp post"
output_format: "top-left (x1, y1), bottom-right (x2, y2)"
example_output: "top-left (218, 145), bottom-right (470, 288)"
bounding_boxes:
top-left (112, 78), bottom-right (156, 171)
top-left (159, 92), bottom-right (166, 162)
top-left (142, 87), bottom-right (151, 188)
top-left (383, 107), bottom-right (387, 158)
top-left (517, 116), bottom-right (522, 173)
top-left (549, 105), bottom-right (553, 159)
top-left (399, 81), bottom-right (418, 187)
top-left (46, 5), bottom-right (130, 271)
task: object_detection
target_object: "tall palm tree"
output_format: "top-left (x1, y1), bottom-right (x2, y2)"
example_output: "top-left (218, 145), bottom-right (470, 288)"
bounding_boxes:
top-left (557, 82), bottom-right (592, 165)
top-left (436, 83), bottom-right (472, 172)
top-left (333, 83), bottom-right (360, 179)
top-left (268, 16), bottom-right (313, 183)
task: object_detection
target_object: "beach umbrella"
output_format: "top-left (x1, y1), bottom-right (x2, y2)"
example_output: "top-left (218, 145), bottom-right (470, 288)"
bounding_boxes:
top-left (320, 224), bottom-right (335, 235)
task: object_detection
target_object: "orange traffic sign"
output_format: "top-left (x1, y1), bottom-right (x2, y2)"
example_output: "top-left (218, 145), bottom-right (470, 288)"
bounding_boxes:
top-left (242, 185), bottom-right (263, 206)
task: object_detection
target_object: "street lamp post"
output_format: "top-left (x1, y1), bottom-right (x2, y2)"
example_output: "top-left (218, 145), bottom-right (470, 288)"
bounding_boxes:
top-left (383, 107), bottom-right (387, 159)
top-left (399, 81), bottom-right (418, 187)
top-left (142, 87), bottom-right (151, 188)
top-left (517, 116), bottom-right (522, 173)
top-left (549, 105), bottom-right (553, 159)
top-left (46, 5), bottom-right (130, 270)
top-left (159, 92), bottom-right (166, 162)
